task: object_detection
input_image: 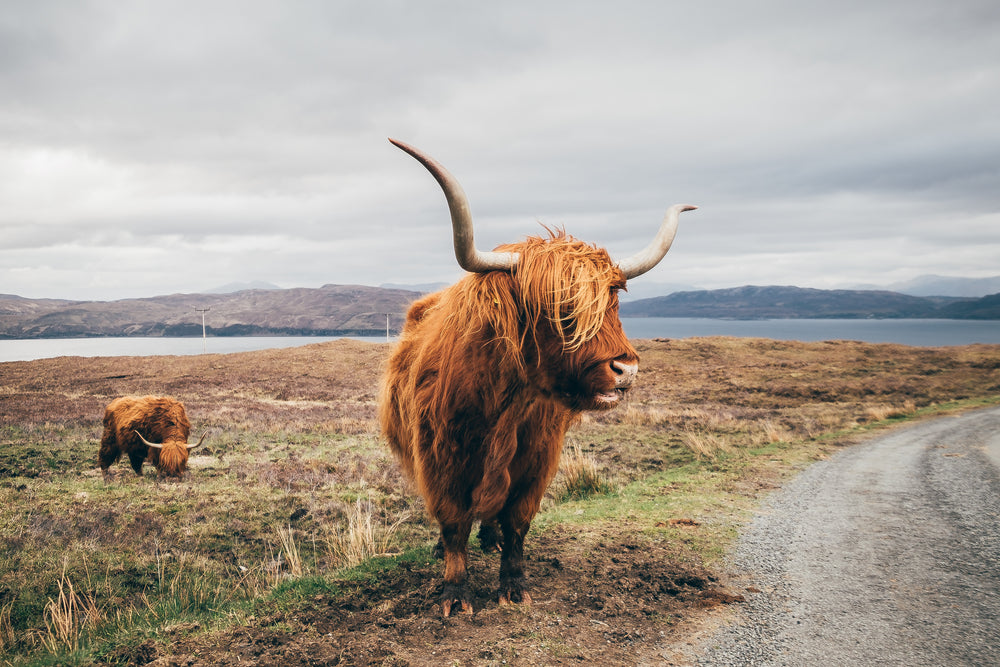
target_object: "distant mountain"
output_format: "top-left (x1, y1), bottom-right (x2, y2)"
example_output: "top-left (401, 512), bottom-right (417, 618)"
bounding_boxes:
top-left (205, 281), bottom-right (283, 294)
top-left (3, 284), bottom-right (998, 340)
top-left (618, 281), bottom-right (701, 302)
top-left (620, 285), bottom-right (999, 320)
top-left (0, 285), bottom-right (420, 340)
top-left (378, 282), bottom-right (449, 294)
top-left (887, 275), bottom-right (1000, 298)
top-left (935, 292), bottom-right (1000, 319)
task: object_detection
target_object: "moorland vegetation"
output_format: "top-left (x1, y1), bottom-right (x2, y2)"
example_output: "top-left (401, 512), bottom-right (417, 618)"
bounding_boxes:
top-left (1, 337), bottom-right (998, 665)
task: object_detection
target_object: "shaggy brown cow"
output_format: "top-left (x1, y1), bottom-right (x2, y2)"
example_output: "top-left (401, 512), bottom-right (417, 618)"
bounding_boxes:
top-left (99, 396), bottom-right (205, 480)
top-left (379, 139), bottom-right (696, 615)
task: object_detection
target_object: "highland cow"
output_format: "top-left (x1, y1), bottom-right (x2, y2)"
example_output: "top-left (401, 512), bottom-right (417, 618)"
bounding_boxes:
top-left (379, 139), bottom-right (696, 615)
top-left (99, 396), bottom-right (205, 480)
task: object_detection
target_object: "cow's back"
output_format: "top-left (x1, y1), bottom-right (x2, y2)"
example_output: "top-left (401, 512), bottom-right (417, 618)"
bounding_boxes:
top-left (105, 396), bottom-right (191, 446)
top-left (379, 291), bottom-right (444, 481)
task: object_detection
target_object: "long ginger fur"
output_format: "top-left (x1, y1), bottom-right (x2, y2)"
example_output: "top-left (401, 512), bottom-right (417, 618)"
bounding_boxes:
top-left (380, 230), bottom-right (638, 612)
top-left (99, 395), bottom-right (196, 479)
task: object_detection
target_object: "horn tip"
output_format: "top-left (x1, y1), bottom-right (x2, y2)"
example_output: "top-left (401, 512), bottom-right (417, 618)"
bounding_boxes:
top-left (388, 137), bottom-right (411, 152)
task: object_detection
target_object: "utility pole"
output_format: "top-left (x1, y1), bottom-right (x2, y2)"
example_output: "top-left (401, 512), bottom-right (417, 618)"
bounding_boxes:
top-left (386, 313), bottom-right (390, 341)
top-left (194, 307), bottom-right (210, 353)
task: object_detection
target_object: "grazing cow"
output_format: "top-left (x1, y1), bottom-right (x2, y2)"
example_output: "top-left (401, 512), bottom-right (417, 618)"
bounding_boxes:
top-left (99, 396), bottom-right (206, 480)
top-left (379, 139), bottom-right (696, 615)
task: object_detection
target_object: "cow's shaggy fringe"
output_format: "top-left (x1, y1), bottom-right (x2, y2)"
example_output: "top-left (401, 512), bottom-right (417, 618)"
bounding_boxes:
top-left (508, 231), bottom-right (621, 353)
top-left (155, 443), bottom-right (190, 479)
top-left (439, 231), bottom-right (624, 371)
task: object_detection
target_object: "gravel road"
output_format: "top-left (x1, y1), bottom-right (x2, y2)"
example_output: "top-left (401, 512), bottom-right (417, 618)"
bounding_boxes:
top-left (696, 406), bottom-right (1000, 666)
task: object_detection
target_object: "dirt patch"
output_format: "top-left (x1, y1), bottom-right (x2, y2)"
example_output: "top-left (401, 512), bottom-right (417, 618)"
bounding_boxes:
top-left (129, 531), bottom-right (743, 666)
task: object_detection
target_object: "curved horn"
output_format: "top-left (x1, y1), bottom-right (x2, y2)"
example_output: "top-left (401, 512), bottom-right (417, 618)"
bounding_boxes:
top-left (389, 138), bottom-right (518, 273)
top-left (187, 431), bottom-right (208, 450)
top-left (616, 204), bottom-right (698, 280)
top-left (133, 430), bottom-right (163, 449)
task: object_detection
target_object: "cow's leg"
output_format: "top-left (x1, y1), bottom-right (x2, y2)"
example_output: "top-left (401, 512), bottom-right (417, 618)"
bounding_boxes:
top-left (477, 518), bottom-right (503, 553)
top-left (439, 521), bottom-right (474, 617)
top-left (496, 426), bottom-right (564, 606)
top-left (497, 496), bottom-right (536, 606)
top-left (128, 450), bottom-right (146, 476)
top-left (431, 518), bottom-right (500, 559)
top-left (98, 438), bottom-right (120, 481)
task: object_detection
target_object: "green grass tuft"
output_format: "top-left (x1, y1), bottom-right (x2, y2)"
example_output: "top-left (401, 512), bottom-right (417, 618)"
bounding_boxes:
top-left (554, 443), bottom-right (617, 502)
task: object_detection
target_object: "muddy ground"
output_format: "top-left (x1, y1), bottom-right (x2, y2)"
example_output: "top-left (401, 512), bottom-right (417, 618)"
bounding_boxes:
top-left (126, 534), bottom-right (740, 666)
top-left (3, 337), bottom-right (998, 666)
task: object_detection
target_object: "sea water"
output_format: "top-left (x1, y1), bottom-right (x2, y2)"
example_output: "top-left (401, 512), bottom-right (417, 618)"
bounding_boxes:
top-left (1, 319), bottom-right (999, 363)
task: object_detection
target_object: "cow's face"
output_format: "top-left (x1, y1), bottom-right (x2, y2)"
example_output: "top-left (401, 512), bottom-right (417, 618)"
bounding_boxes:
top-left (512, 237), bottom-right (640, 412)
top-left (528, 281), bottom-right (639, 411)
top-left (134, 429), bottom-right (204, 479)
top-left (151, 440), bottom-right (191, 479)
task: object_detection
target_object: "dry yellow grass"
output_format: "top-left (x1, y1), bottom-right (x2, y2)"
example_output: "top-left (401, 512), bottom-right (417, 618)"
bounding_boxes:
top-left (42, 567), bottom-right (102, 653)
top-left (679, 430), bottom-right (733, 459)
top-left (1, 337), bottom-right (998, 665)
top-left (0, 600), bottom-right (15, 653)
top-left (555, 441), bottom-right (615, 500)
top-left (324, 497), bottom-right (409, 568)
top-left (275, 524), bottom-right (304, 579)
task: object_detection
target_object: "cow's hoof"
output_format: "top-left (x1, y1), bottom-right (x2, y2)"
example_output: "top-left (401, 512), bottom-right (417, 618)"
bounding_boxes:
top-left (442, 598), bottom-right (473, 617)
top-left (441, 583), bottom-right (473, 617)
top-left (477, 522), bottom-right (503, 554)
top-left (498, 590), bottom-right (532, 607)
top-left (498, 577), bottom-right (531, 606)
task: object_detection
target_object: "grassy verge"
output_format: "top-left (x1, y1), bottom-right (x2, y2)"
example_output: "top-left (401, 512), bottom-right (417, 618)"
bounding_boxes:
top-left (1, 337), bottom-right (998, 664)
top-left (0, 424), bottom-right (431, 665)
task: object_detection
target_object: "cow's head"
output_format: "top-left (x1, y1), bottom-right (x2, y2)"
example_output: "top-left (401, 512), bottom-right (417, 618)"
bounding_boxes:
top-left (390, 138), bottom-right (695, 411)
top-left (134, 430), bottom-right (206, 479)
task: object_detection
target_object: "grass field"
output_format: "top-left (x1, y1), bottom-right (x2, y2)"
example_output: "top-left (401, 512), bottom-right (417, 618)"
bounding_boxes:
top-left (1, 337), bottom-right (998, 665)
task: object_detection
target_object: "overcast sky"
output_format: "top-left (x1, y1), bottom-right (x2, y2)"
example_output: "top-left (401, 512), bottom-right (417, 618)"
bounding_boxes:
top-left (1, 0), bottom-right (998, 301)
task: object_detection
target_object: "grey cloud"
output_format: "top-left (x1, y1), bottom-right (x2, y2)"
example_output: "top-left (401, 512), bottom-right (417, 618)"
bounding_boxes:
top-left (1, 0), bottom-right (998, 300)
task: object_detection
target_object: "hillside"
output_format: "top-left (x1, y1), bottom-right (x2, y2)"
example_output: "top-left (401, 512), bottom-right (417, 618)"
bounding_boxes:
top-left (888, 274), bottom-right (1000, 297)
top-left (936, 292), bottom-right (1000, 319)
top-left (3, 284), bottom-right (998, 339)
top-left (619, 285), bottom-right (1000, 319)
top-left (0, 284), bottom-right (422, 339)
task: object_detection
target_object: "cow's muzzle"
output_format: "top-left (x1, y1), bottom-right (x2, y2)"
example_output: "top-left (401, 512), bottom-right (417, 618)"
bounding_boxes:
top-left (611, 359), bottom-right (638, 390)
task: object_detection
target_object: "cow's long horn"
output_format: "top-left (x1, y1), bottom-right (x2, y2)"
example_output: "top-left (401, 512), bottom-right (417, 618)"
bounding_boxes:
top-left (187, 431), bottom-right (208, 450)
top-left (616, 204), bottom-right (698, 280)
top-left (389, 138), bottom-right (518, 273)
top-left (133, 430), bottom-right (163, 449)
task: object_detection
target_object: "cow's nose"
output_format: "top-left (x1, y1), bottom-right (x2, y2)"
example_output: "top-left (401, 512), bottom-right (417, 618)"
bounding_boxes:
top-left (611, 359), bottom-right (638, 389)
